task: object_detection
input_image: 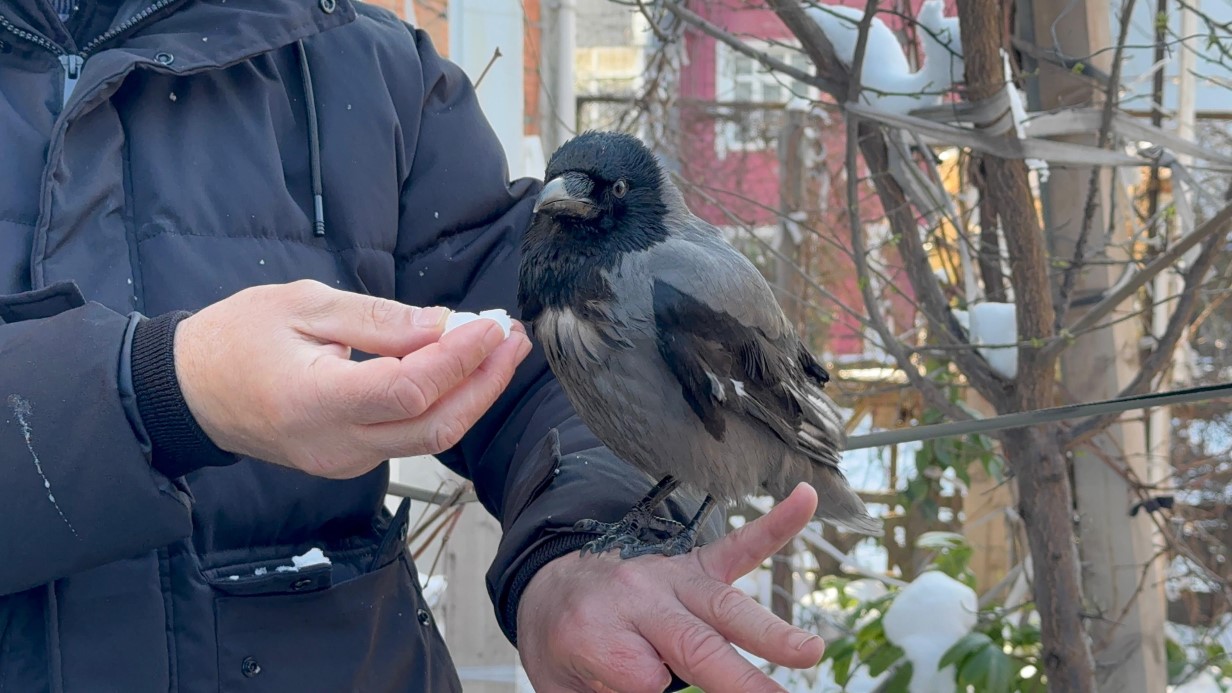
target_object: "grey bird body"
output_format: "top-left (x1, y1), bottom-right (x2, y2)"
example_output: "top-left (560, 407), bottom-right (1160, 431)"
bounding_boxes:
top-left (520, 132), bottom-right (881, 541)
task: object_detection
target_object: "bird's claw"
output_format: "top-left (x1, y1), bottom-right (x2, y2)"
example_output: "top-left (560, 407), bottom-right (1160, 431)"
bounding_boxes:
top-left (616, 529), bottom-right (700, 559)
top-left (577, 532), bottom-right (641, 556)
top-left (573, 511), bottom-right (684, 557)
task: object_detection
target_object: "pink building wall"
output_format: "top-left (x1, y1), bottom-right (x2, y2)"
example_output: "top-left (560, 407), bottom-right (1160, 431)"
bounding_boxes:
top-left (674, 0), bottom-right (953, 360)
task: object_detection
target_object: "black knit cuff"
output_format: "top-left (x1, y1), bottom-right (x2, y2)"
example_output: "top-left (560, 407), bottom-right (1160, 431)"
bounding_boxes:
top-left (501, 532), bottom-right (596, 646)
top-left (131, 311), bottom-right (238, 479)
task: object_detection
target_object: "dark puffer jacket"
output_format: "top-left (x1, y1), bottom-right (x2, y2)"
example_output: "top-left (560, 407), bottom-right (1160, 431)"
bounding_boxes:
top-left (0, 0), bottom-right (700, 689)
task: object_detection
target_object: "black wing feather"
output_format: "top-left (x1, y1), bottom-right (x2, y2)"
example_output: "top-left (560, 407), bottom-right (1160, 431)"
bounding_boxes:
top-left (653, 280), bottom-right (805, 444)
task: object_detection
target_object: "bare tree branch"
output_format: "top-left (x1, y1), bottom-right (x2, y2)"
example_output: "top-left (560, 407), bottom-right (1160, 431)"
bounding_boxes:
top-left (1044, 202), bottom-right (1232, 361)
top-left (658, 0), bottom-right (844, 95)
top-left (764, 0), bottom-right (850, 97)
top-left (1066, 230), bottom-right (1228, 443)
top-left (841, 36), bottom-right (974, 424)
top-left (1055, 0), bottom-right (1140, 329)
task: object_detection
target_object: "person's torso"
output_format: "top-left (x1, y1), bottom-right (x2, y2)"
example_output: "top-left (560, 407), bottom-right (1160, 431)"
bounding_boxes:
top-left (0, 0), bottom-right (463, 688)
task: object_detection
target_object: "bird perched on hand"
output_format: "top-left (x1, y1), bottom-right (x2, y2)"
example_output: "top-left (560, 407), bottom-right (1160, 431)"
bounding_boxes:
top-left (518, 131), bottom-right (882, 558)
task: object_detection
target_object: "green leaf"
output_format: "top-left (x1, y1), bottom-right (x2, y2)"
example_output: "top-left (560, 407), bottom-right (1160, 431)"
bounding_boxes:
top-left (982, 647), bottom-right (1015, 692)
top-left (1166, 637), bottom-right (1187, 683)
top-left (856, 618), bottom-right (888, 661)
top-left (981, 453), bottom-right (1007, 481)
top-left (823, 635), bottom-right (855, 663)
top-left (882, 662), bottom-right (913, 693)
top-left (953, 458), bottom-right (972, 486)
top-left (935, 440), bottom-right (957, 467)
top-left (940, 632), bottom-right (995, 669)
top-left (866, 644), bottom-right (906, 676)
top-left (823, 636), bottom-right (856, 685)
top-left (917, 531), bottom-right (969, 551)
top-left (1008, 624), bottom-right (1041, 648)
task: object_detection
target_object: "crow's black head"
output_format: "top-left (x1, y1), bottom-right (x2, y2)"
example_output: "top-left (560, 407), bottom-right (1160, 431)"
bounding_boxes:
top-left (534, 131), bottom-right (670, 239)
top-left (520, 132), bottom-right (673, 321)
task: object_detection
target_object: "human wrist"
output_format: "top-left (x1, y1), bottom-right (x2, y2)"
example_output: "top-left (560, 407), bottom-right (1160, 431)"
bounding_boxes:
top-left (131, 311), bottom-right (238, 478)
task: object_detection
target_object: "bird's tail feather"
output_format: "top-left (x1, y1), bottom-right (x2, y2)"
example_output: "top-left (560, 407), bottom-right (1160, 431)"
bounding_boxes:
top-left (808, 464), bottom-right (884, 536)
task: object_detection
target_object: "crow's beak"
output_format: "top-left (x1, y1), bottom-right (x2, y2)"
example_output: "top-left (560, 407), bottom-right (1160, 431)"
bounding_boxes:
top-left (534, 174), bottom-right (599, 219)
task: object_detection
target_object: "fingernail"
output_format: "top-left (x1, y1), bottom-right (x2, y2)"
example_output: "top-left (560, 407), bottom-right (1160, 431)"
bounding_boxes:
top-left (793, 632), bottom-right (822, 652)
top-left (515, 335), bottom-right (532, 360)
top-left (415, 306), bottom-right (450, 328)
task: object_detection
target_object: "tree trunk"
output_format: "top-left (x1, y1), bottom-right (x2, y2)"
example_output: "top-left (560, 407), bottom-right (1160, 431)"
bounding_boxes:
top-left (955, 0), bottom-right (1099, 687)
top-left (1003, 427), bottom-right (1098, 691)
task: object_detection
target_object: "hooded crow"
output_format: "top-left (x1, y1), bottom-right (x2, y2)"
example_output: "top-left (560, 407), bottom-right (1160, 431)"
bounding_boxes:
top-left (518, 131), bottom-right (882, 558)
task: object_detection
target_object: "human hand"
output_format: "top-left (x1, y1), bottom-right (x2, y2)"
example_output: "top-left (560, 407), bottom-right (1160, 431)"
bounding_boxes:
top-left (174, 279), bottom-right (531, 478)
top-left (517, 484), bottom-right (825, 693)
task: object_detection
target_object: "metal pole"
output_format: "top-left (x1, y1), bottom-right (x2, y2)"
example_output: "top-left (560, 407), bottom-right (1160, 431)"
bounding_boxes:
top-left (386, 384), bottom-right (1232, 503)
top-left (846, 382), bottom-right (1232, 449)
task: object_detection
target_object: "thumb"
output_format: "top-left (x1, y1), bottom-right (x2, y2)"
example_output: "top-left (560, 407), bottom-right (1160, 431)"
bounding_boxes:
top-left (292, 283), bottom-right (451, 357)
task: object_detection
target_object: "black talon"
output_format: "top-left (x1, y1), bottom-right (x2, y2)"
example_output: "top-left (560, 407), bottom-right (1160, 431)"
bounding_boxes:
top-left (616, 495), bottom-right (716, 559)
top-left (576, 490), bottom-right (718, 559)
top-left (573, 475), bottom-right (684, 556)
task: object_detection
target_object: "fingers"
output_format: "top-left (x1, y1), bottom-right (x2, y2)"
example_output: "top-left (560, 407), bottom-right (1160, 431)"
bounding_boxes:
top-left (676, 579), bottom-right (824, 670)
top-left (696, 483), bottom-right (818, 584)
top-left (286, 280), bottom-right (451, 357)
top-left (643, 612), bottom-right (786, 693)
top-left (360, 328), bottom-right (532, 454)
top-left (318, 320), bottom-right (512, 424)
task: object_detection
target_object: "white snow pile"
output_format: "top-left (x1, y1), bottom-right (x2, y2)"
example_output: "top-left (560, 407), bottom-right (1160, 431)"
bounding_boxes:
top-left (419, 574), bottom-right (448, 611)
top-left (882, 570), bottom-right (978, 693)
top-left (443, 309), bottom-right (513, 338)
top-left (807, 0), bottom-right (963, 115)
top-left (952, 302), bottom-right (1018, 379)
top-left (1170, 670), bottom-right (1225, 693)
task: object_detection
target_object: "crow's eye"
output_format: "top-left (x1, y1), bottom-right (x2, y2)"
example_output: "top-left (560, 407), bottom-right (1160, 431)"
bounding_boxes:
top-left (612, 179), bottom-right (629, 198)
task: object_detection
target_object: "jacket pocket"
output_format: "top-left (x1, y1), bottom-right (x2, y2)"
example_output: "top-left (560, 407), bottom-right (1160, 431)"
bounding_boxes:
top-left (212, 552), bottom-right (461, 693)
top-left (209, 502), bottom-right (462, 693)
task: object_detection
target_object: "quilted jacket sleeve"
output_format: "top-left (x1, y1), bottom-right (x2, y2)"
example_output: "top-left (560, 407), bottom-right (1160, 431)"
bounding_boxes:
top-left (0, 283), bottom-right (195, 596)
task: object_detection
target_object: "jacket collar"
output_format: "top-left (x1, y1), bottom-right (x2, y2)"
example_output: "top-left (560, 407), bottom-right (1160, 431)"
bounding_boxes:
top-left (0, 0), bottom-right (356, 70)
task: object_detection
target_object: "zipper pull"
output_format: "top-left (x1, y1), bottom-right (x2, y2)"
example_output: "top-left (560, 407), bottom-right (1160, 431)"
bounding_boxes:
top-left (59, 54), bottom-right (84, 108)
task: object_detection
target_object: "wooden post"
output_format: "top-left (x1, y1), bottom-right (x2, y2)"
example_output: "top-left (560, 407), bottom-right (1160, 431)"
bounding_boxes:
top-left (961, 392), bottom-right (1014, 595)
top-left (770, 106), bottom-right (809, 623)
top-left (1022, 0), bottom-right (1167, 688)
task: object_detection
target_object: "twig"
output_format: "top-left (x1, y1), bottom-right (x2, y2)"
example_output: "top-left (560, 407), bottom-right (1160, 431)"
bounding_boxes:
top-left (1066, 228), bottom-right (1228, 444)
top-left (835, 1), bottom-right (972, 424)
top-left (472, 47), bottom-right (503, 90)
top-left (763, 0), bottom-right (850, 97)
top-left (1055, 0), bottom-right (1139, 330)
top-left (1044, 202), bottom-right (1232, 362)
top-left (659, 0), bottom-right (843, 95)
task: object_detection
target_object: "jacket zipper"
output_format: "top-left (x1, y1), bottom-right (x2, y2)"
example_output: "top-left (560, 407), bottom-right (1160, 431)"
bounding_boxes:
top-left (0, 0), bottom-right (184, 108)
top-left (59, 54), bottom-right (83, 105)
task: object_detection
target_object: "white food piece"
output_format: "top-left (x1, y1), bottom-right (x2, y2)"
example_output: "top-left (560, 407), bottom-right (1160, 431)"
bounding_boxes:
top-left (272, 547), bottom-right (333, 574)
top-left (442, 308), bottom-right (513, 338)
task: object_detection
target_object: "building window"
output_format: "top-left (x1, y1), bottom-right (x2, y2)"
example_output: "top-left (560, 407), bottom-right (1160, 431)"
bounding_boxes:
top-left (714, 40), bottom-right (812, 156)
